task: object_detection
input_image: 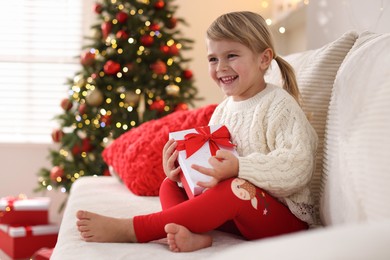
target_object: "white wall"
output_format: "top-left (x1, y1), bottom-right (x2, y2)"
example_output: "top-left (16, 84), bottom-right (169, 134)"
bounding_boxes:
top-left (307, 0), bottom-right (390, 49)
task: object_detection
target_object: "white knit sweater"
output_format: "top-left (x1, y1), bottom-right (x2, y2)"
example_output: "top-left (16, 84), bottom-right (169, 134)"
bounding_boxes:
top-left (209, 84), bottom-right (318, 225)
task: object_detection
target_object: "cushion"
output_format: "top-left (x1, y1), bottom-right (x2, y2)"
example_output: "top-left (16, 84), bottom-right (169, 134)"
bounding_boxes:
top-left (266, 31), bottom-right (358, 225)
top-left (320, 32), bottom-right (390, 225)
top-left (102, 104), bottom-right (217, 196)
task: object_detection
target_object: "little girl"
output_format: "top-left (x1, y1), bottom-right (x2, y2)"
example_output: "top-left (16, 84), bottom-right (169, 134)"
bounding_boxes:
top-left (76, 11), bottom-right (318, 253)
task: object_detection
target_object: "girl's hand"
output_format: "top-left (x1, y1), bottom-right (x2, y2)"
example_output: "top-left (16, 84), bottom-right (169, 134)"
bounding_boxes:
top-left (162, 139), bottom-right (181, 182)
top-left (192, 150), bottom-right (239, 188)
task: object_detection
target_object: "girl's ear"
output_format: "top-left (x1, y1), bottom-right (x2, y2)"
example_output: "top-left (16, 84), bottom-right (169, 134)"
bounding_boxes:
top-left (259, 48), bottom-right (273, 70)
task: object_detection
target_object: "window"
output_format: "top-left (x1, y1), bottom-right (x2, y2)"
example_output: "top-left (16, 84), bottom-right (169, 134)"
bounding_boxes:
top-left (0, 0), bottom-right (92, 143)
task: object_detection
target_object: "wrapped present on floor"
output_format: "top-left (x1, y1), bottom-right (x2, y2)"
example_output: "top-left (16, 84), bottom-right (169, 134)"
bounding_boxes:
top-left (0, 224), bottom-right (59, 259)
top-left (0, 196), bottom-right (50, 225)
top-left (169, 125), bottom-right (238, 198)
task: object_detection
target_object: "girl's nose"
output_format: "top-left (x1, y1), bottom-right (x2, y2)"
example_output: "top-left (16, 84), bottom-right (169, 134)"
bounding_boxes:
top-left (216, 60), bottom-right (228, 72)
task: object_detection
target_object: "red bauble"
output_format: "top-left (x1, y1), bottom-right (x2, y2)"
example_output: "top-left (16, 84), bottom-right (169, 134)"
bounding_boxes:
top-left (151, 60), bottom-right (167, 75)
top-left (93, 3), bottom-right (102, 14)
top-left (101, 115), bottom-right (111, 126)
top-left (104, 60), bottom-right (121, 75)
top-left (72, 138), bottom-right (93, 155)
top-left (80, 51), bottom-right (95, 66)
top-left (160, 45), bottom-right (170, 55)
top-left (50, 166), bottom-right (64, 182)
top-left (183, 69), bottom-right (193, 79)
top-left (116, 30), bottom-right (129, 40)
top-left (78, 103), bottom-right (87, 114)
top-left (175, 103), bottom-right (188, 111)
top-left (166, 17), bottom-right (177, 29)
top-left (116, 11), bottom-right (128, 23)
top-left (169, 44), bottom-right (179, 55)
top-left (71, 144), bottom-right (81, 155)
top-left (149, 23), bottom-right (160, 31)
top-left (81, 138), bottom-right (93, 152)
top-left (101, 21), bottom-right (112, 39)
top-left (51, 129), bottom-right (64, 143)
top-left (150, 99), bottom-right (165, 112)
top-left (154, 0), bottom-right (165, 9)
top-left (140, 35), bottom-right (154, 47)
top-left (60, 98), bottom-right (72, 111)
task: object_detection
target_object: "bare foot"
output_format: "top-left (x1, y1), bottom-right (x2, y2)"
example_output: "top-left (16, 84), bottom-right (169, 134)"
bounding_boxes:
top-left (164, 223), bottom-right (212, 252)
top-left (76, 210), bottom-right (137, 243)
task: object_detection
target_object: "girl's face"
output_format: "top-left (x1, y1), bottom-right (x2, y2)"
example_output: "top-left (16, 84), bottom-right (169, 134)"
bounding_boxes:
top-left (206, 38), bottom-right (268, 101)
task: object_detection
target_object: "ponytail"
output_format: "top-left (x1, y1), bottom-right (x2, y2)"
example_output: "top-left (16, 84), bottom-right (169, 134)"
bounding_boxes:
top-left (274, 56), bottom-right (301, 106)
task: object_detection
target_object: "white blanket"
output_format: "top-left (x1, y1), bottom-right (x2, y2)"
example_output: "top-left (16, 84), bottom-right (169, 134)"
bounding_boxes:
top-left (51, 176), bottom-right (246, 260)
top-left (52, 176), bottom-right (390, 259)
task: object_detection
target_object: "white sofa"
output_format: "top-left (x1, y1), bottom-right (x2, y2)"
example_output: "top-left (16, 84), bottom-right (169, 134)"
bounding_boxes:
top-left (51, 31), bottom-right (390, 259)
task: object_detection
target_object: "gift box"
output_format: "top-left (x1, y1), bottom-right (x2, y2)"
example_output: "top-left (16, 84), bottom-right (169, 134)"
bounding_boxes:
top-left (0, 224), bottom-right (59, 259)
top-left (169, 125), bottom-right (237, 198)
top-left (0, 196), bottom-right (50, 225)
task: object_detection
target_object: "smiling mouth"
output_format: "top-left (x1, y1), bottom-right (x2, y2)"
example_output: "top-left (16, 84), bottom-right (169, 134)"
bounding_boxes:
top-left (219, 75), bottom-right (238, 84)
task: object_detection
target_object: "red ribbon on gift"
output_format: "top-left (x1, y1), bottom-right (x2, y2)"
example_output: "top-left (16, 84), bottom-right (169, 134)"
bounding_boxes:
top-left (25, 226), bottom-right (33, 236)
top-left (176, 126), bottom-right (235, 158)
top-left (5, 196), bottom-right (17, 211)
top-left (3, 195), bottom-right (27, 212)
top-left (8, 225), bottom-right (34, 236)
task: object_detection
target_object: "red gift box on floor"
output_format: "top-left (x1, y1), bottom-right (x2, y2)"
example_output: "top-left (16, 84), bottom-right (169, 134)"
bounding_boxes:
top-left (169, 125), bottom-right (238, 198)
top-left (0, 224), bottom-right (59, 259)
top-left (0, 196), bottom-right (50, 225)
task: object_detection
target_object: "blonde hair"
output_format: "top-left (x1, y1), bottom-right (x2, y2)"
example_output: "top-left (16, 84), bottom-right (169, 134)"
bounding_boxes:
top-left (207, 11), bottom-right (300, 104)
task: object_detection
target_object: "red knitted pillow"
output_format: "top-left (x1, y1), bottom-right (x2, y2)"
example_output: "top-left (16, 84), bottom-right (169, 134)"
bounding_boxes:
top-left (102, 104), bottom-right (217, 196)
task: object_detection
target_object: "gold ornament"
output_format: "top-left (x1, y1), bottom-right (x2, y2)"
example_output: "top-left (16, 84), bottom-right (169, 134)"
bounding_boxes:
top-left (86, 89), bottom-right (104, 106)
top-left (124, 91), bottom-right (140, 106)
top-left (105, 47), bottom-right (116, 56)
top-left (165, 84), bottom-right (180, 96)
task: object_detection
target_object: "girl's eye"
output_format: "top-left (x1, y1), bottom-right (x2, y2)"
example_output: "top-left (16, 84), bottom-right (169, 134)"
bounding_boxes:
top-left (208, 57), bottom-right (217, 63)
top-left (227, 54), bottom-right (237, 59)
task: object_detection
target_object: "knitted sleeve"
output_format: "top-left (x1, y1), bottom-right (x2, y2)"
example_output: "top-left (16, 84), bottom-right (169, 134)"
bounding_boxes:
top-left (238, 97), bottom-right (318, 198)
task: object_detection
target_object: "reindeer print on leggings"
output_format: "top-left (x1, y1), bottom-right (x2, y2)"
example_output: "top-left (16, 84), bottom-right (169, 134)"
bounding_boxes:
top-left (231, 178), bottom-right (269, 215)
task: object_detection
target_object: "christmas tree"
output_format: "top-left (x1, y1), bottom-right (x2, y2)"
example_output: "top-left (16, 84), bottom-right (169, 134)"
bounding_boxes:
top-left (36, 0), bottom-right (198, 196)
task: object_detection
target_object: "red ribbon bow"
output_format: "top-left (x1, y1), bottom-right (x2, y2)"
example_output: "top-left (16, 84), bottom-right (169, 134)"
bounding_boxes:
top-left (3, 195), bottom-right (27, 212)
top-left (5, 196), bottom-right (18, 211)
top-left (176, 126), bottom-right (235, 158)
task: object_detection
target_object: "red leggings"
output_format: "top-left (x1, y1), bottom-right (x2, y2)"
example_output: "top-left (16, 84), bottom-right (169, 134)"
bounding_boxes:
top-left (133, 178), bottom-right (307, 242)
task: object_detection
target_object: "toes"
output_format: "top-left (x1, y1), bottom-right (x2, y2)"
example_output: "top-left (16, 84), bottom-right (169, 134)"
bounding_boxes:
top-left (80, 231), bottom-right (93, 239)
top-left (76, 219), bottom-right (89, 227)
top-left (76, 210), bottom-right (87, 219)
top-left (164, 223), bottom-right (179, 234)
top-left (77, 225), bottom-right (89, 232)
top-left (76, 210), bottom-right (94, 220)
top-left (167, 239), bottom-right (179, 253)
